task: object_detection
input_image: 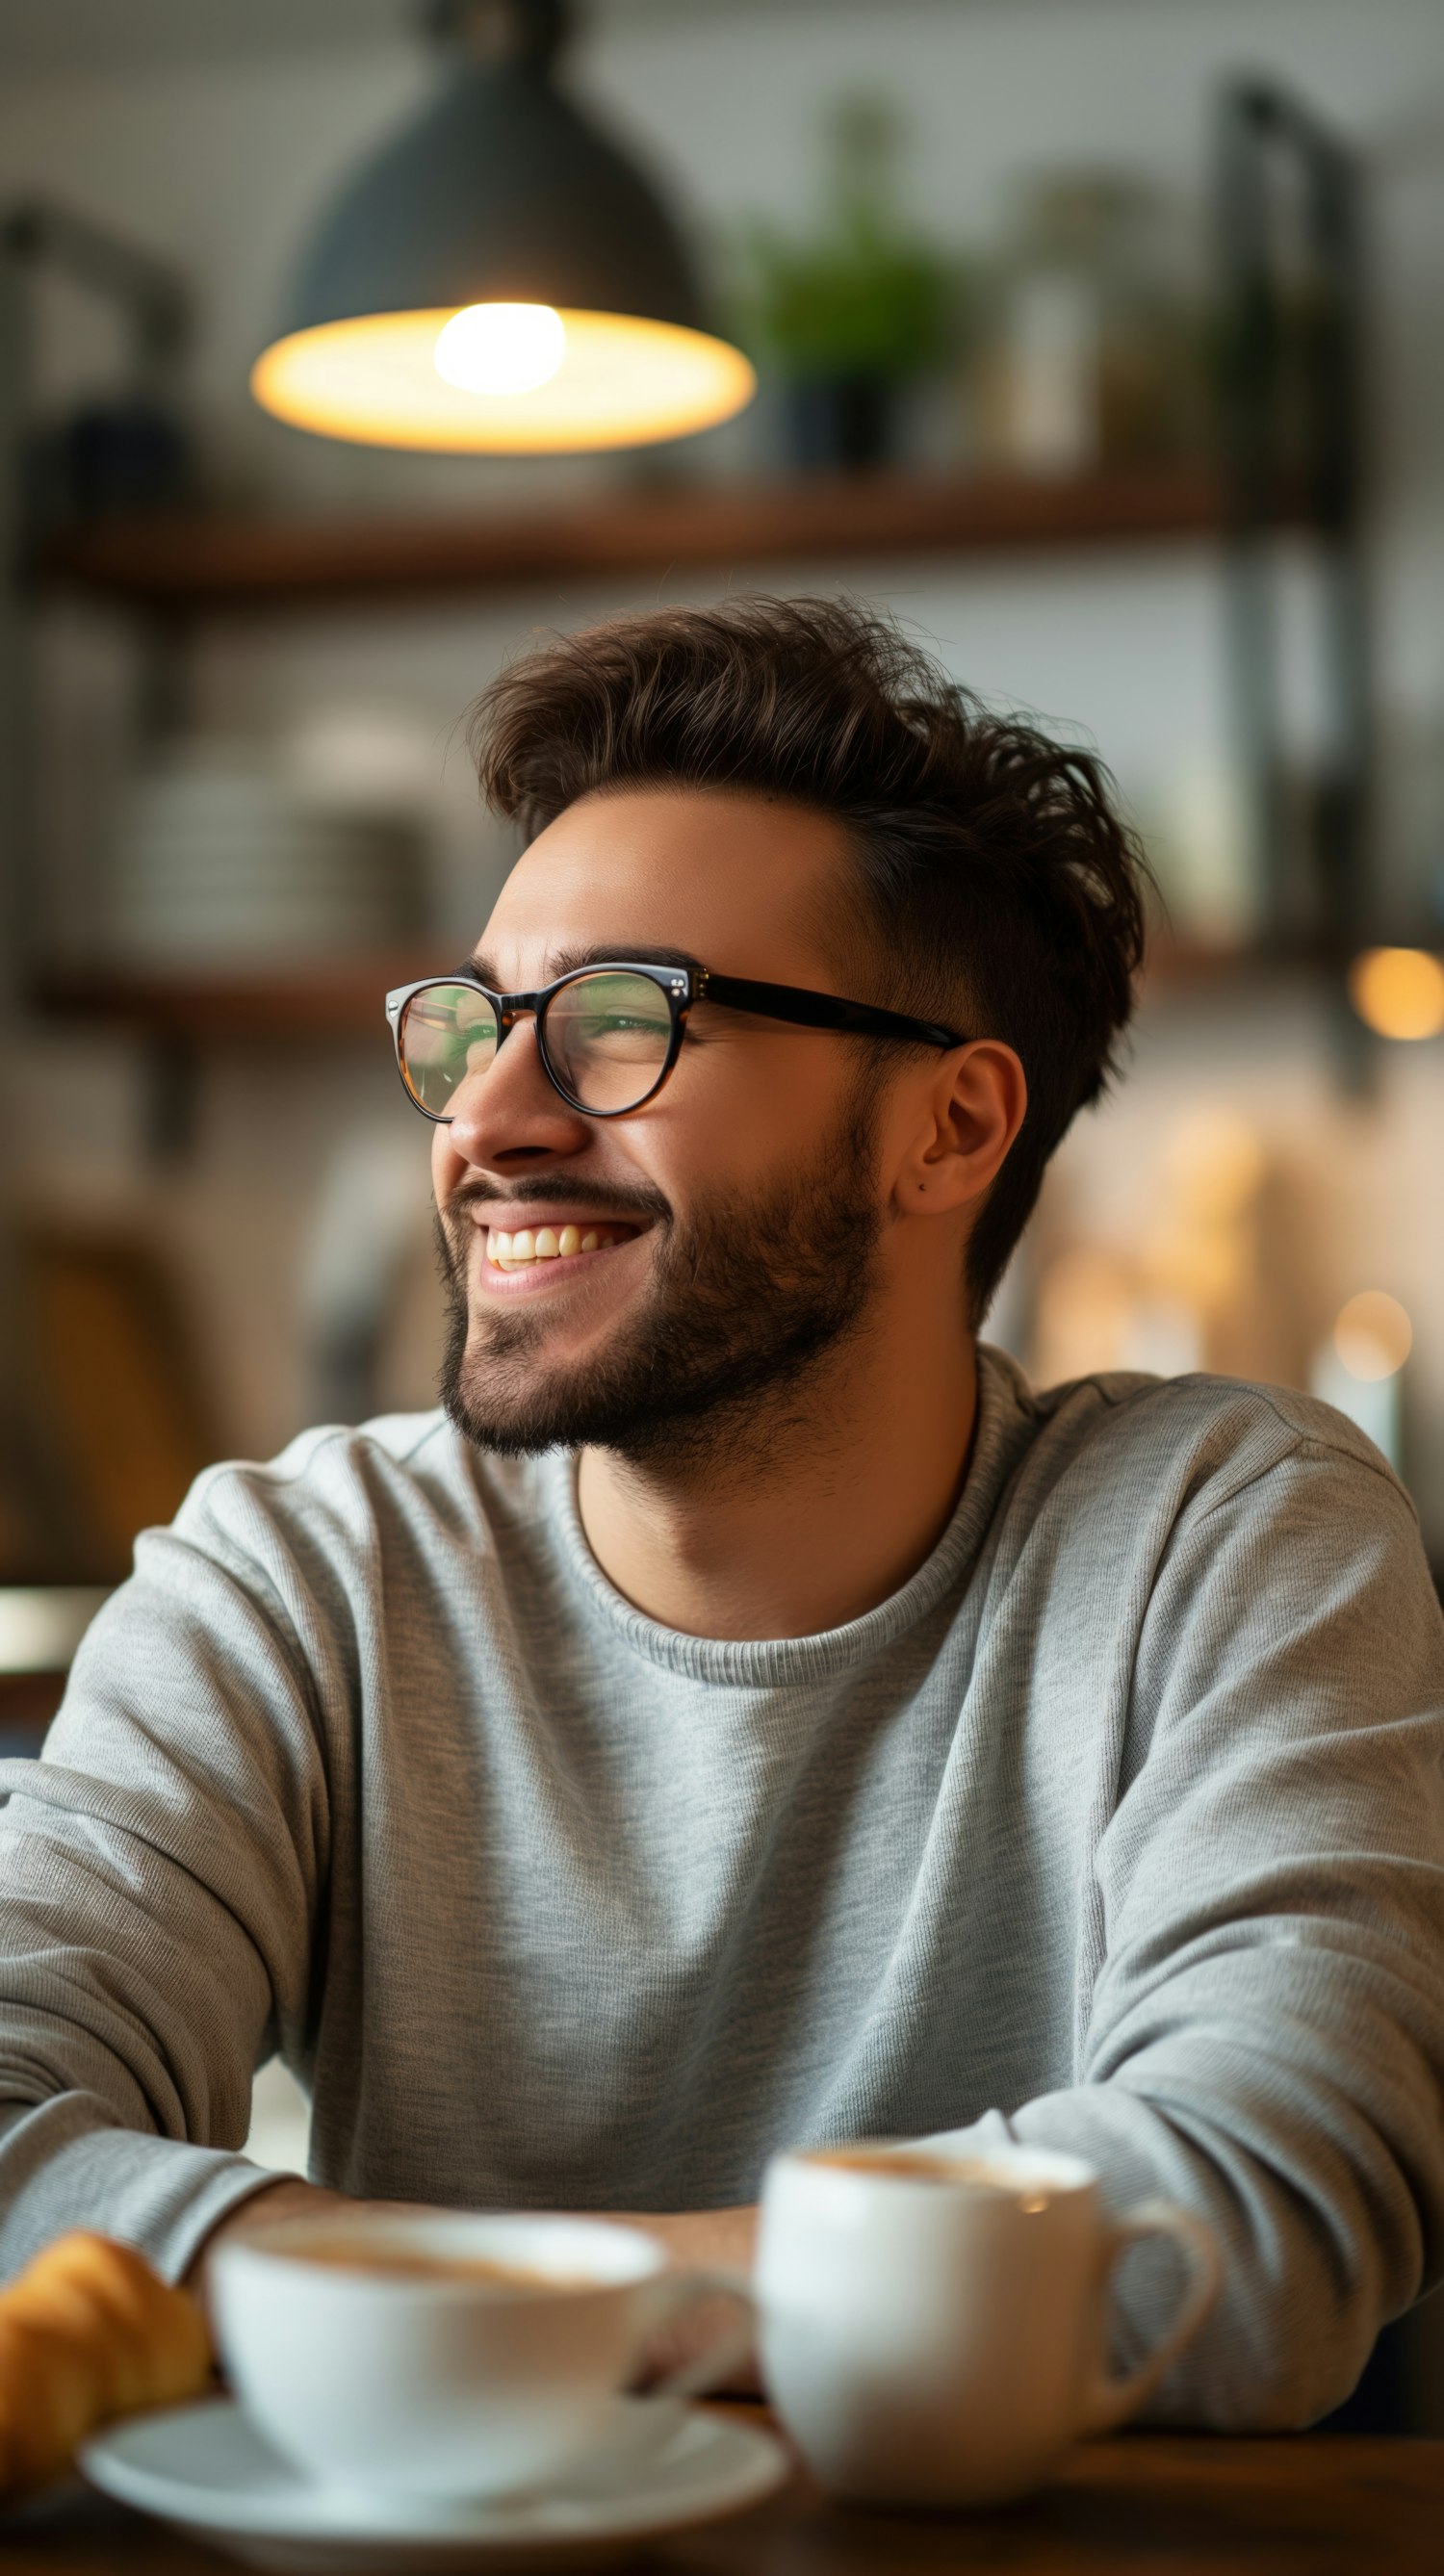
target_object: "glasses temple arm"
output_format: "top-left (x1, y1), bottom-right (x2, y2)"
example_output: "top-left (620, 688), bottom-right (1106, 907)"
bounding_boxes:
top-left (698, 971), bottom-right (965, 1051)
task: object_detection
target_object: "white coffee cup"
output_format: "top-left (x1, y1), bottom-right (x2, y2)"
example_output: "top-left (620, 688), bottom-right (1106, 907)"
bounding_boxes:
top-left (757, 2141), bottom-right (1221, 2508)
top-left (211, 2210), bottom-right (752, 2511)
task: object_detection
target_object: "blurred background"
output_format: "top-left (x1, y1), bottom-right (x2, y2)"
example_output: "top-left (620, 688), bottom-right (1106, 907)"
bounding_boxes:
top-left (1, 0), bottom-right (1442, 2413)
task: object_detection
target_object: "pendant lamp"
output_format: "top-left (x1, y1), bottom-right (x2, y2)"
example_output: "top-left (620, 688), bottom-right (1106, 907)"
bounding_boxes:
top-left (251, 0), bottom-right (755, 454)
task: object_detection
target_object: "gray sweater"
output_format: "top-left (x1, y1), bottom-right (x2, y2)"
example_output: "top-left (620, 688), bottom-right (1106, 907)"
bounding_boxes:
top-left (2, 1348), bottom-right (1443, 2427)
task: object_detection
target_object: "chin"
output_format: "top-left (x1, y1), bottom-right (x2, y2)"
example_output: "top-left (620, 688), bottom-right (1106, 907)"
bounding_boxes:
top-left (442, 1326), bottom-right (616, 1458)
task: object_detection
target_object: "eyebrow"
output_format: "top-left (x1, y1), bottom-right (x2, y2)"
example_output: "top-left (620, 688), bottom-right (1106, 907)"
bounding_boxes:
top-left (458, 941), bottom-right (709, 989)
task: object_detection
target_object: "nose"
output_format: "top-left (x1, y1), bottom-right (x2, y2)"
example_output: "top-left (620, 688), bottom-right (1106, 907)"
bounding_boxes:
top-left (437, 1013), bottom-right (594, 1182)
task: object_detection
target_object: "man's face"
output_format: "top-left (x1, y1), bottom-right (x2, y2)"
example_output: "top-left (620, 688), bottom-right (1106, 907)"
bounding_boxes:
top-left (432, 786), bottom-right (899, 1463)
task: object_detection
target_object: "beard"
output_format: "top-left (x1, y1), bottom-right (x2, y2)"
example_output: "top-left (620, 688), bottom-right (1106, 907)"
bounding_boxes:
top-left (435, 1086), bottom-right (885, 1468)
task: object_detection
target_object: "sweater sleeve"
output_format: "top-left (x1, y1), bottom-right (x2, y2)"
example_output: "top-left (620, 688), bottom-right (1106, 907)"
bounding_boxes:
top-left (924, 1432), bottom-right (1444, 2430)
top-left (0, 1469), bottom-right (335, 2281)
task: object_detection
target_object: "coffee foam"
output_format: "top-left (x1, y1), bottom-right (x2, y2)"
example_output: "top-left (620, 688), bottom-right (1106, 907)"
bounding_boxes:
top-left (805, 2148), bottom-right (1037, 2191)
top-left (282, 2241), bottom-right (589, 2291)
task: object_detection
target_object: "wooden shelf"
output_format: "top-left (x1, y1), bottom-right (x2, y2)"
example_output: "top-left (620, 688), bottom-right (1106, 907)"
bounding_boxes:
top-left (30, 941), bottom-right (1317, 1045)
top-left (39, 466), bottom-right (1272, 614)
top-left (30, 958), bottom-right (439, 1043)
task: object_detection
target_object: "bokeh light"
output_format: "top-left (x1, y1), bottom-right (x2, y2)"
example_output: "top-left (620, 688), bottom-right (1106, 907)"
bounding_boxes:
top-left (1159, 1105), bottom-right (1267, 1222)
top-left (1333, 1290), bottom-right (1413, 1382)
top-left (1033, 1246), bottom-right (1138, 1381)
top-left (1347, 948), bottom-right (1444, 1042)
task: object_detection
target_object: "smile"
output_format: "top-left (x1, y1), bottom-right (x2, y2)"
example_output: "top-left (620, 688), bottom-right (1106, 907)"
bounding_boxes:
top-left (483, 1221), bottom-right (643, 1273)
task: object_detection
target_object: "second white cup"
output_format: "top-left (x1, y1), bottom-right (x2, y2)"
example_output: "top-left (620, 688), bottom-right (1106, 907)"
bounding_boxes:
top-left (757, 2140), bottom-right (1220, 2508)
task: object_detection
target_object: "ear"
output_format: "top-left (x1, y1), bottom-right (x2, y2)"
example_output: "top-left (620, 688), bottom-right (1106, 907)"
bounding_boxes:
top-left (890, 1042), bottom-right (1028, 1218)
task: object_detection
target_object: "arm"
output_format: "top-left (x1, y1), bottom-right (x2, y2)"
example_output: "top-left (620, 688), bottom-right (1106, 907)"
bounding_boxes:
top-left (921, 1433), bottom-right (1444, 2429)
top-left (0, 1478), bottom-right (331, 2281)
top-left (5, 1438), bottom-right (760, 2310)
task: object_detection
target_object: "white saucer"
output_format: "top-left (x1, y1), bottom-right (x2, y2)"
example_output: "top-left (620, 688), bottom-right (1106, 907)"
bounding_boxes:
top-left (80, 2395), bottom-right (790, 2572)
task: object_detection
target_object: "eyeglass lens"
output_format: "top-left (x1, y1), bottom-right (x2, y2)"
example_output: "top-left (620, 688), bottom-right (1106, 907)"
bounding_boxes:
top-left (399, 982), bottom-right (500, 1118)
top-left (543, 971), bottom-right (674, 1110)
top-left (400, 971), bottom-right (675, 1118)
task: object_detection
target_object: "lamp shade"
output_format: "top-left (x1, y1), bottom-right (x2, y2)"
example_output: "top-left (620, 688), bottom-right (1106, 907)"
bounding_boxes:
top-left (251, 5), bottom-right (754, 453)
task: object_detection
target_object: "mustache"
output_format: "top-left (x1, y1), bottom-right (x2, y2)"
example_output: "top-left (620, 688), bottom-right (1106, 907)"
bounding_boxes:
top-left (442, 1176), bottom-right (673, 1228)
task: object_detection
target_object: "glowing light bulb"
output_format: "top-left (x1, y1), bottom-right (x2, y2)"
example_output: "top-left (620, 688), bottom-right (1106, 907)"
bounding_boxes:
top-left (433, 302), bottom-right (566, 397)
top-left (1333, 1290), bottom-right (1413, 1383)
top-left (1347, 947), bottom-right (1444, 1042)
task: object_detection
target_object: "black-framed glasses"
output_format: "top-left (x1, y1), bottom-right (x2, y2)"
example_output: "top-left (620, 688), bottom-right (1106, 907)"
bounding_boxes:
top-left (384, 961), bottom-right (967, 1123)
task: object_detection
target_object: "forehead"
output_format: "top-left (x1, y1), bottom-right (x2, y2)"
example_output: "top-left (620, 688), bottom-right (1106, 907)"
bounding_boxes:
top-left (480, 785), bottom-right (854, 981)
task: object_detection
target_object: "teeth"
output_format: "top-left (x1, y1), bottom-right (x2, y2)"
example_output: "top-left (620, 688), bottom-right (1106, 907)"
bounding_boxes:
top-left (487, 1222), bottom-right (632, 1270)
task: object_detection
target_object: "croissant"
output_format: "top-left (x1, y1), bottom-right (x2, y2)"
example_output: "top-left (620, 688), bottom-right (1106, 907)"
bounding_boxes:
top-left (0, 2230), bottom-right (213, 2498)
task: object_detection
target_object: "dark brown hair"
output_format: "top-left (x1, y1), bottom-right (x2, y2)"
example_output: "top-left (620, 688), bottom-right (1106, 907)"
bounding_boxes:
top-left (470, 595), bottom-right (1149, 1317)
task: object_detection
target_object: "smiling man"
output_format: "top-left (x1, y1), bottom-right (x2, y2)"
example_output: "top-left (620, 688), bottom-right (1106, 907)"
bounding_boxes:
top-left (2, 597), bottom-right (1443, 2428)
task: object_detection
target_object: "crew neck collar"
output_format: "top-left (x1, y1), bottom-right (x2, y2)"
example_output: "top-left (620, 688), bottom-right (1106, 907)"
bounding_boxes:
top-left (544, 1344), bottom-right (1035, 1686)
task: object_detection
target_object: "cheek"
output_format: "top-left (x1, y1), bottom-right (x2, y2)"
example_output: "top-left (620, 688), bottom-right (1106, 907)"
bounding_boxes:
top-left (656, 1035), bottom-right (844, 1175)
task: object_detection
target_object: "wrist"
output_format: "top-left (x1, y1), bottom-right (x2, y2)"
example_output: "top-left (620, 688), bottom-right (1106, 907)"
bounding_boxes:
top-left (631, 2204), bottom-right (759, 2275)
top-left (184, 2177), bottom-right (344, 2297)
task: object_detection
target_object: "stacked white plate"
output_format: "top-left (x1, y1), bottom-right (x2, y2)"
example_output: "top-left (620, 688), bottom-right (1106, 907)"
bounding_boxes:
top-left (108, 748), bottom-right (425, 967)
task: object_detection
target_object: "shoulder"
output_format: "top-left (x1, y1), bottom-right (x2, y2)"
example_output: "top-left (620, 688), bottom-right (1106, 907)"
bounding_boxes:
top-left (982, 1347), bottom-right (1419, 1547)
top-left (165, 1410), bottom-right (547, 1586)
top-left (981, 1361), bottom-right (1442, 1771)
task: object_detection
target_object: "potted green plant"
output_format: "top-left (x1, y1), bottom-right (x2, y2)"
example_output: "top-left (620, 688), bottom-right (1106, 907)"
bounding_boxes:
top-left (736, 95), bottom-right (959, 472)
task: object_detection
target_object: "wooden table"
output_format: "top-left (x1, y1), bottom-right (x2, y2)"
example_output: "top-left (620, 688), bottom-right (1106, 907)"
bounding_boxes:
top-left (3, 2414), bottom-right (1442, 2574)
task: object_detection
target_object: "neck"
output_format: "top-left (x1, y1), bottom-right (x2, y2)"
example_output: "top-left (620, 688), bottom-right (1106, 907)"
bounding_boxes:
top-left (576, 1322), bottom-right (980, 1642)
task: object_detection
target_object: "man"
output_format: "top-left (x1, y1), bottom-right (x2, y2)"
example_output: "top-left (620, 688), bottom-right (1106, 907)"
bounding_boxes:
top-left (2, 596), bottom-right (1442, 2427)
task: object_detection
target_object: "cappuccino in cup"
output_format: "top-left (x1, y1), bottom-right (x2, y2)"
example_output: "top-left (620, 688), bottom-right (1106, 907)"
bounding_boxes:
top-left (757, 2139), bottom-right (1220, 2508)
top-left (212, 2211), bottom-right (753, 2511)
